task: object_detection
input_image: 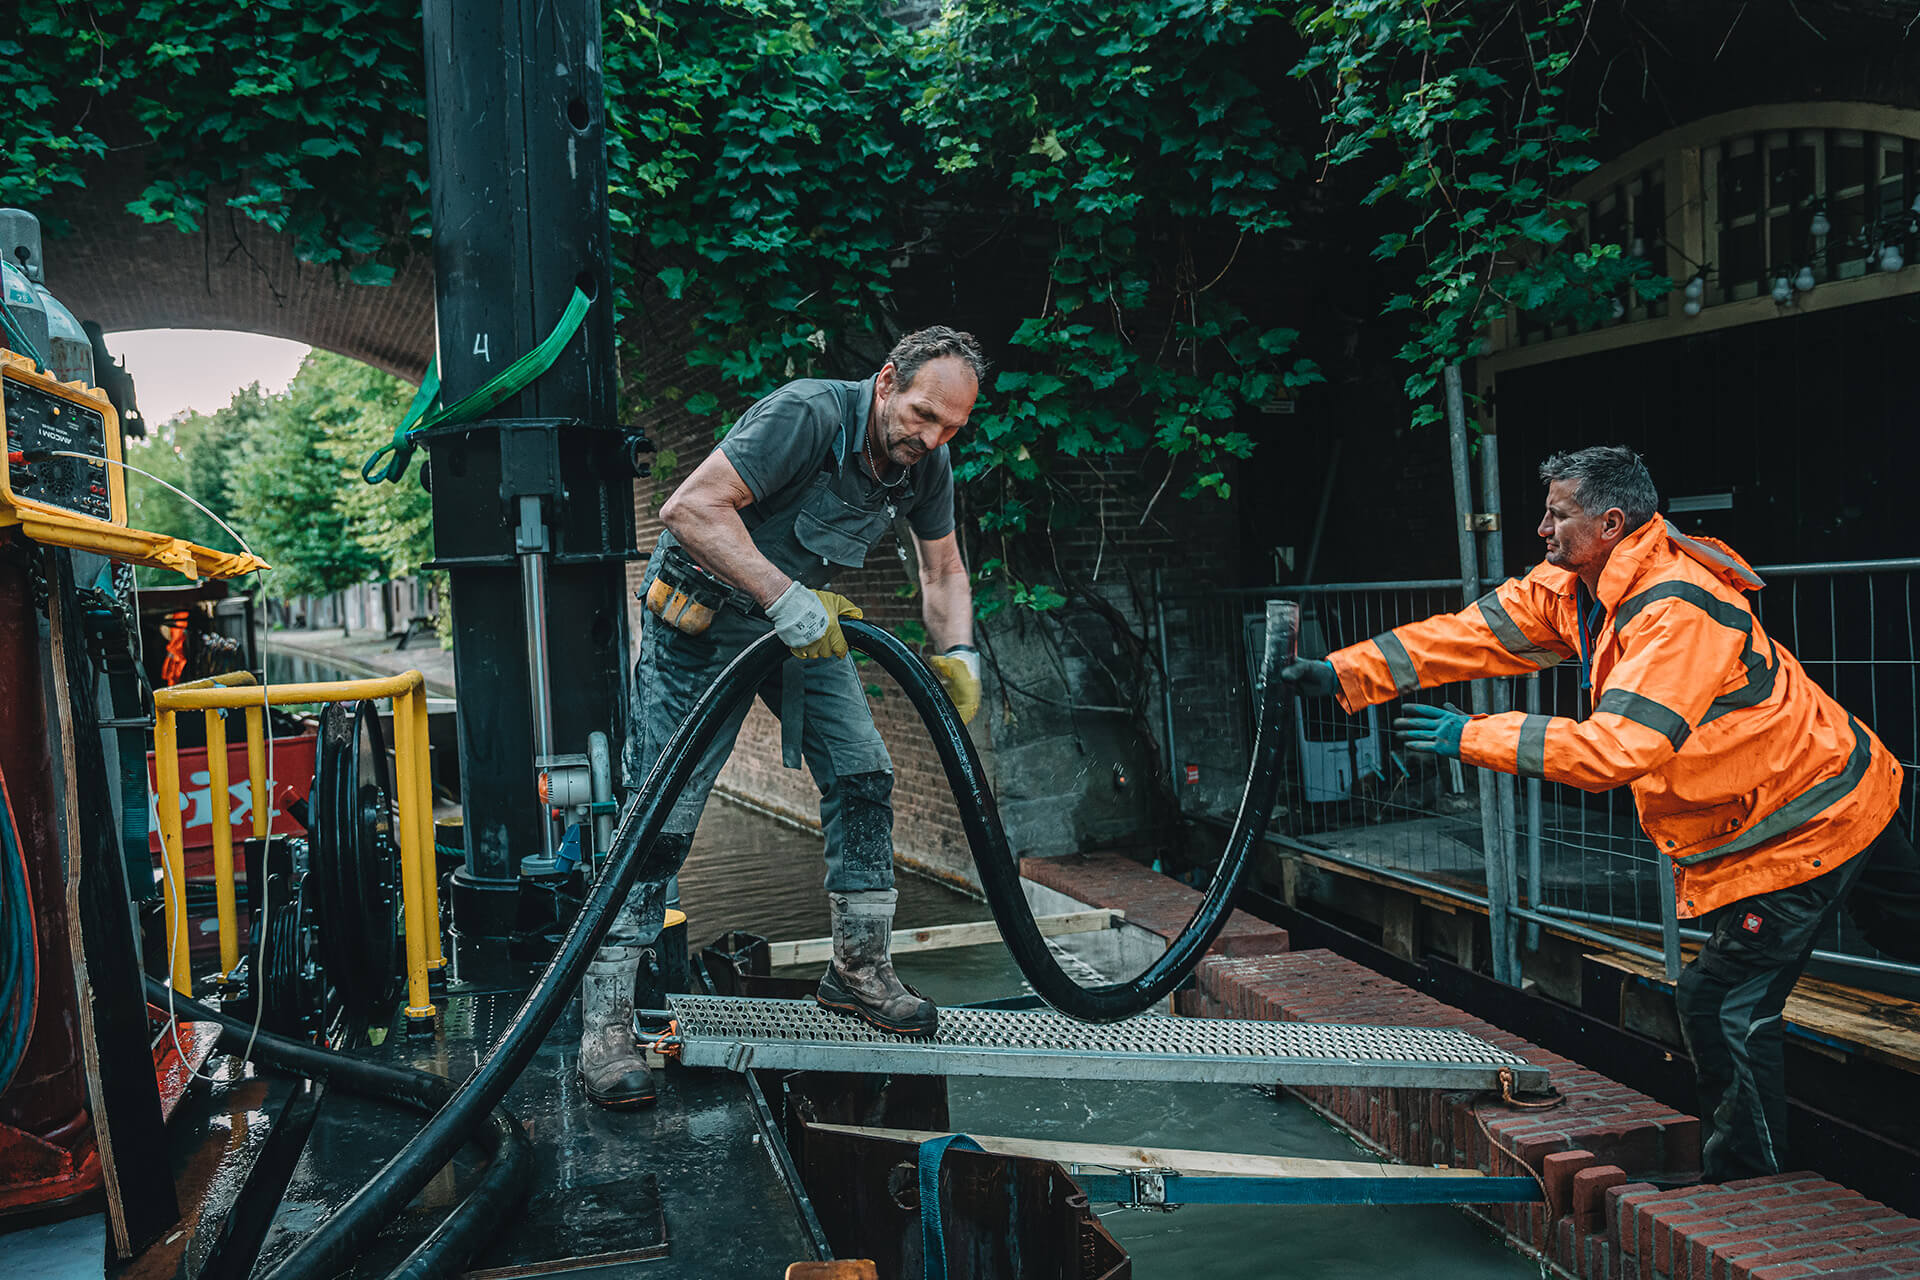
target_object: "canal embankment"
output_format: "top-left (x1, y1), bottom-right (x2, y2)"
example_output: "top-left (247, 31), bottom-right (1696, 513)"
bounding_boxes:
top-left (1024, 852), bottom-right (1920, 1280)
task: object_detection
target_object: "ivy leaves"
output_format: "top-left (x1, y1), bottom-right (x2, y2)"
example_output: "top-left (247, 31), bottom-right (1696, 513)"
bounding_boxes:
top-left (1292, 0), bottom-right (1667, 425)
top-left (4, 2), bottom-right (423, 271)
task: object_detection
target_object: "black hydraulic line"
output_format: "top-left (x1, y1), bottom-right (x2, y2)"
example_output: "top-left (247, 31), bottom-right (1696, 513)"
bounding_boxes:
top-left (144, 979), bottom-right (530, 1280)
top-left (851, 603), bottom-right (1298, 1020)
top-left (262, 599), bottom-right (1297, 1280)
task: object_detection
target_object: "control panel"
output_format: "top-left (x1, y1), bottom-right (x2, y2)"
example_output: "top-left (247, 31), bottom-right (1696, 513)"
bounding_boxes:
top-left (1, 354), bottom-right (124, 526)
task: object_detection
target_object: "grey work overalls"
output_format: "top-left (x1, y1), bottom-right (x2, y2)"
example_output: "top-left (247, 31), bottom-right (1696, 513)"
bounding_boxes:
top-left (622, 376), bottom-right (926, 924)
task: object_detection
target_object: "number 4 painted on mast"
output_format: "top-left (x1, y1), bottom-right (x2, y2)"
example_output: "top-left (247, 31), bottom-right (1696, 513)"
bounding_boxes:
top-left (473, 333), bottom-right (491, 362)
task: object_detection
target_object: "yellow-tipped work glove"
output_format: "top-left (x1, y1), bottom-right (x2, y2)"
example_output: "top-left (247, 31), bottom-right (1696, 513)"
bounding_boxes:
top-left (766, 582), bottom-right (863, 659)
top-left (928, 646), bottom-right (981, 724)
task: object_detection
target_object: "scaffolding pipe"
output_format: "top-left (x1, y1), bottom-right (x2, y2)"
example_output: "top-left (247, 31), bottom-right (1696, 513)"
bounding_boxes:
top-left (1446, 363), bottom-right (1517, 986)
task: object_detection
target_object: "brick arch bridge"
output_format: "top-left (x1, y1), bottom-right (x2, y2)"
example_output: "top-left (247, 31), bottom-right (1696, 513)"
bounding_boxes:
top-left (33, 165), bottom-right (434, 383)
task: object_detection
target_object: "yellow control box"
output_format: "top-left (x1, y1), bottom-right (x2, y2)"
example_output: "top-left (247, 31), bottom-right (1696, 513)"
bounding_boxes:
top-left (0, 346), bottom-right (268, 579)
top-left (0, 348), bottom-right (126, 525)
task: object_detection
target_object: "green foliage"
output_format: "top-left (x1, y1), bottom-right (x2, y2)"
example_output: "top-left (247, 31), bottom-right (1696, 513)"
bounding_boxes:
top-left (124, 389), bottom-right (268, 584)
top-left (228, 359), bottom-right (387, 597)
top-left (1290, 0), bottom-right (1668, 422)
top-left (2, 2), bottom-right (424, 271)
top-left (124, 351), bottom-right (431, 600)
top-left (8, 0), bottom-right (1663, 605)
top-left (600, 0), bottom-right (1322, 585)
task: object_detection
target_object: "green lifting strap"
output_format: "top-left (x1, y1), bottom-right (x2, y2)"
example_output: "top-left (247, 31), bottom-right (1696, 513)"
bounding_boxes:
top-left (362, 286), bottom-right (592, 485)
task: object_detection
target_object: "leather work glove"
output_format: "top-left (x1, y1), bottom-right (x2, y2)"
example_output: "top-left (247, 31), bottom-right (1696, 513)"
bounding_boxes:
top-left (1392, 702), bottom-right (1470, 759)
top-left (767, 582), bottom-right (862, 659)
top-left (1278, 658), bottom-right (1339, 697)
top-left (927, 646), bottom-right (982, 725)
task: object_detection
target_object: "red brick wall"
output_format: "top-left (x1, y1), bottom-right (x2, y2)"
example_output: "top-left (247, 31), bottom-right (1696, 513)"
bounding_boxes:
top-left (45, 161), bottom-right (435, 381)
top-left (1021, 852), bottom-right (1920, 1280)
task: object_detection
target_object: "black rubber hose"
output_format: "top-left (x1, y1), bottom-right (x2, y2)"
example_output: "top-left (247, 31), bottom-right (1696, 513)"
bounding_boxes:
top-left (145, 979), bottom-right (530, 1280)
top-left (263, 599), bottom-right (1296, 1279)
top-left (848, 600), bottom-right (1298, 1020)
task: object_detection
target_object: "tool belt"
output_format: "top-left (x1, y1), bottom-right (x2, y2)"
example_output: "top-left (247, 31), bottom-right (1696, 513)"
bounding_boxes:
top-left (643, 542), bottom-right (755, 636)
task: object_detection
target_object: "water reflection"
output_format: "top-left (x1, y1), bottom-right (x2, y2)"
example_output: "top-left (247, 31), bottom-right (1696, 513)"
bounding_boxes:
top-left (673, 797), bottom-right (985, 945)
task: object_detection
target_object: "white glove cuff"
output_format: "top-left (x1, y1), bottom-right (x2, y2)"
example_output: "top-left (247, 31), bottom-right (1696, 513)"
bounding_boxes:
top-left (942, 646), bottom-right (981, 680)
top-left (766, 582), bottom-right (829, 647)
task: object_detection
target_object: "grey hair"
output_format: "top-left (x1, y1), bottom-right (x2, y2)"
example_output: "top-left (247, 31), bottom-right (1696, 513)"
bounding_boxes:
top-left (886, 326), bottom-right (988, 389)
top-left (1539, 446), bottom-right (1660, 532)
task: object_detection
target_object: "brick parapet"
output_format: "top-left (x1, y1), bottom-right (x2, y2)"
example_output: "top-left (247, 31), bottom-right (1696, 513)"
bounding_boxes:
top-left (1016, 852), bottom-right (1288, 956)
top-left (1008, 854), bottom-right (1920, 1279)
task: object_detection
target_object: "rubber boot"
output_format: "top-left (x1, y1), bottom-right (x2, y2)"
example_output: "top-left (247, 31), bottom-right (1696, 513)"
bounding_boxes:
top-left (816, 890), bottom-right (939, 1038)
top-left (578, 945), bottom-right (657, 1109)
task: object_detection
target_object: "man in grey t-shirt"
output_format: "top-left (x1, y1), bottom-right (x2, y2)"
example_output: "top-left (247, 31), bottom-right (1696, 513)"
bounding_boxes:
top-left (578, 328), bottom-right (986, 1109)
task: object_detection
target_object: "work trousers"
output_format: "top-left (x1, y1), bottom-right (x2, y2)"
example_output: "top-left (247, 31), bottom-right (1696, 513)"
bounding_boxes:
top-left (1676, 818), bottom-right (1920, 1182)
top-left (612, 583), bottom-right (896, 947)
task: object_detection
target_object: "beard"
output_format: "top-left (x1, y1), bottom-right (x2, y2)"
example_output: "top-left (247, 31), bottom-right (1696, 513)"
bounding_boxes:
top-left (875, 402), bottom-right (925, 466)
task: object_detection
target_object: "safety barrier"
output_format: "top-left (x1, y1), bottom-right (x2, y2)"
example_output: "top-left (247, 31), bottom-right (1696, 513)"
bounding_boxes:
top-left (1159, 559), bottom-right (1920, 988)
top-left (150, 670), bottom-right (445, 1026)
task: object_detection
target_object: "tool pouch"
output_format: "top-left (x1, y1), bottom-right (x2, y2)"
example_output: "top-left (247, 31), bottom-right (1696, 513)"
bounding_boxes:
top-left (643, 544), bottom-right (731, 636)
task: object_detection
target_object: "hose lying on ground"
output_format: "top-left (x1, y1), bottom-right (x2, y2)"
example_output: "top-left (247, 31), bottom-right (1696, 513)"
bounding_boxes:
top-left (262, 600), bottom-right (1298, 1280)
top-left (146, 979), bottom-right (530, 1280)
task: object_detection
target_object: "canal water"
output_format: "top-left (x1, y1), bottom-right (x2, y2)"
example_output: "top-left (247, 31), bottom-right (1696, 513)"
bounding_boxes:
top-left (262, 648), bottom-right (1537, 1277)
top-left (683, 801), bottom-right (1537, 1280)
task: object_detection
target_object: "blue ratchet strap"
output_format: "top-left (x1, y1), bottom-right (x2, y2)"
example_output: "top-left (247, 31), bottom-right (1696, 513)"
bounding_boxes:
top-left (917, 1133), bottom-right (984, 1280)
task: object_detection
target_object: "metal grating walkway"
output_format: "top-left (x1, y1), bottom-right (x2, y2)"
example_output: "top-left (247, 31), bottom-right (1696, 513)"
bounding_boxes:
top-left (667, 995), bottom-right (1551, 1092)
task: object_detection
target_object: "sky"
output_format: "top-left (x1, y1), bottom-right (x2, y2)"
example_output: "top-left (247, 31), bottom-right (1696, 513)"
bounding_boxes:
top-left (105, 329), bottom-right (311, 428)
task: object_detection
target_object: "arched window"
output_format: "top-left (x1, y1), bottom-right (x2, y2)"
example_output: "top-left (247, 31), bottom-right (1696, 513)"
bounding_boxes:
top-left (1486, 103), bottom-right (1920, 370)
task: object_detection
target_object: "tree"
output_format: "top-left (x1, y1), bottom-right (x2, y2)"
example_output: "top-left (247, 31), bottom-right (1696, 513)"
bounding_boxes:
top-left (123, 386), bottom-right (271, 585)
top-left (227, 355), bottom-right (384, 613)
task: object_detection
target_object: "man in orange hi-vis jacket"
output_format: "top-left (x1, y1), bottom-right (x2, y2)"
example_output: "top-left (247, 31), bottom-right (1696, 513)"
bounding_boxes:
top-left (1280, 445), bottom-right (1920, 1184)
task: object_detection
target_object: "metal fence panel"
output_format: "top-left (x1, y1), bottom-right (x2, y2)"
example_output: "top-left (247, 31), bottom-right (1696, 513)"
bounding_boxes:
top-left (1159, 560), bottom-right (1920, 989)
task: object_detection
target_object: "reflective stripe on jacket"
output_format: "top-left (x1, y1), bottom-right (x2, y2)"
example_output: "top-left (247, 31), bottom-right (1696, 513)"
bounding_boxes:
top-left (1328, 519), bottom-right (1903, 918)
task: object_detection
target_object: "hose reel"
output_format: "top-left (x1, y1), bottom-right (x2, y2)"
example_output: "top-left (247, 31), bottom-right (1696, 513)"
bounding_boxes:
top-left (247, 699), bottom-right (405, 1034)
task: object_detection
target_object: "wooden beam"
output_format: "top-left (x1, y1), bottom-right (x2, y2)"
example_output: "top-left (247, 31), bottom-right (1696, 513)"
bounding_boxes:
top-left (1482, 264), bottom-right (1920, 375)
top-left (806, 1124), bottom-right (1488, 1181)
top-left (767, 909), bottom-right (1123, 969)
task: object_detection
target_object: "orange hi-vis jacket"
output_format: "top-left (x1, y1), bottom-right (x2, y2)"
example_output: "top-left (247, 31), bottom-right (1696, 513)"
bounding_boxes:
top-left (1328, 519), bottom-right (1903, 918)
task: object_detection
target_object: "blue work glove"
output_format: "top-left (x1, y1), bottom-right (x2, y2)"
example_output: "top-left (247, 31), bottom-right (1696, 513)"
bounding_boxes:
top-left (1278, 659), bottom-right (1338, 697)
top-left (1392, 702), bottom-right (1469, 759)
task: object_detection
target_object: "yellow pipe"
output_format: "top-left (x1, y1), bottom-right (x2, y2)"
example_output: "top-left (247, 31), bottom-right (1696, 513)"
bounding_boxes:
top-left (168, 670), bottom-right (258, 692)
top-left (391, 690), bottom-right (434, 1025)
top-left (244, 706), bottom-right (268, 839)
top-left (412, 689), bottom-right (445, 971)
top-left (154, 672), bottom-right (420, 711)
top-left (147, 670), bottom-right (440, 1011)
top-left (203, 710), bottom-right (239, 979)
top-left (153, 709), bottom-right (190, 996)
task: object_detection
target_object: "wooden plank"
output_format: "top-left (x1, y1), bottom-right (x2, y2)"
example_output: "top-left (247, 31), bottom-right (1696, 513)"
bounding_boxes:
top-left (767, 909), bottom-right (1123, 969)
top-left (1587, 950), bottom-right (1920, 1075)
top-left (806, 1124), bottom-right (1487, 1181)
top-left (50, 551), bottom-right (180, 1254)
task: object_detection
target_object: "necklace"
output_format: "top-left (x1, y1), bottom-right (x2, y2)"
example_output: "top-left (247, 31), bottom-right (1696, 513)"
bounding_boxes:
top-left (865, 421), bottom-right (908, 489)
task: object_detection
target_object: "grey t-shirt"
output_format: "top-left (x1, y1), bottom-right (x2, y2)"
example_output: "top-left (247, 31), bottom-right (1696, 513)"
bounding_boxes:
top-left (719, 376), bottom-right (956, 542)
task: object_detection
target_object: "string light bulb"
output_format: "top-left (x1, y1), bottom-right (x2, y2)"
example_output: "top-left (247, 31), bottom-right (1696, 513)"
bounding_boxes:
top-left (1770, 276), bottom-right (1794, 305)
top-left (1683, 298), bottom-right (1703, 317)
top-left (1683, 274), bottom-right (1705, 302)
top-left (1794, 266), bottom-right (1817, 292)
top-left (1809, 207), bottom-right (1831, 237)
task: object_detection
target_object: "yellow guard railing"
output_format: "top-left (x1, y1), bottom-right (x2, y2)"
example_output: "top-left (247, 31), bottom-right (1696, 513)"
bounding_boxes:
top-left (150, 670), bottom-right (445, 1028)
